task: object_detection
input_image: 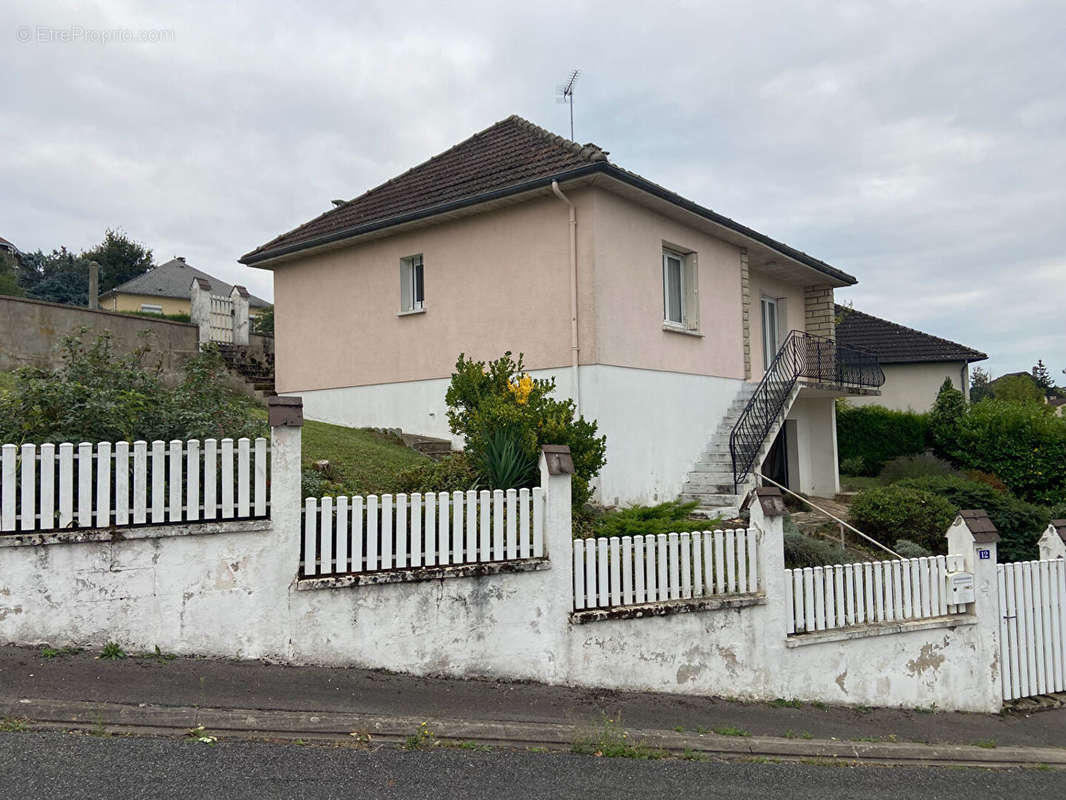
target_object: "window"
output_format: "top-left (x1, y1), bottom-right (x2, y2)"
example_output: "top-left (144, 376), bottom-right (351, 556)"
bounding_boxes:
top-left (761, 296), bottom-right (779, 368)
top-left (140, 304), bottom-right (163, 314)
top-left (662, 246), bottom-right (699, 331)
top-left (400, 254), bottom-right (425, 313)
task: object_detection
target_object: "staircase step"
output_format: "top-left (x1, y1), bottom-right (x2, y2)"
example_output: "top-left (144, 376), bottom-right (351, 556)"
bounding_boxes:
top-left (681, 492), bottom-right (741, 506)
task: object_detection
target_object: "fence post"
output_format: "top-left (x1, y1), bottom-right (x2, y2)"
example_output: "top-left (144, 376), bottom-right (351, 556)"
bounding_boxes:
top-left (1038, 521), bottom-right (1066, 560)
top-left (747, 486), bottom-right (788, 629)
top-left (190, 278), bottom-right (212, 344)
top-left (539, 444), bottom-right (574, 678)
top-left (231, 285), bottom-right (250, 346)
top-left (945, 509), bottom-right (1002, 712)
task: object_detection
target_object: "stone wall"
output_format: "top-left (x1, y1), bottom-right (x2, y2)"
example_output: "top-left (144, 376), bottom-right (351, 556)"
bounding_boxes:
top-left (804, 286), bottom-right (836, 339)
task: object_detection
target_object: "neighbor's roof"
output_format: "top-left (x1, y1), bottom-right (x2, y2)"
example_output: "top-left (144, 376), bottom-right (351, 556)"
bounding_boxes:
top-left (0, 236), bottom-right (19, 253)
top-left (102, 258), bottom-right (271, 307)
top-left (240, 115), bottom-right (857, 285)
top-left (835, 305), bottom-right (986, 364)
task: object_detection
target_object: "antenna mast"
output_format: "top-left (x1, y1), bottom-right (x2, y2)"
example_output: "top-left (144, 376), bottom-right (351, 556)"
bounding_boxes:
top-left (557, 69), bottom-right (580, 140)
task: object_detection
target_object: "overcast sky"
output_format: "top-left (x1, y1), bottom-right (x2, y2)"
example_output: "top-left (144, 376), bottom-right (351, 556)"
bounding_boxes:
top-left (4, 0), bottom-right (1064, 378)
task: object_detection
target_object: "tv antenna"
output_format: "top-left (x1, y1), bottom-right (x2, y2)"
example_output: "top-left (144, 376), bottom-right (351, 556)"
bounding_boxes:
top-left (556, 69), bottom-right (580, 140)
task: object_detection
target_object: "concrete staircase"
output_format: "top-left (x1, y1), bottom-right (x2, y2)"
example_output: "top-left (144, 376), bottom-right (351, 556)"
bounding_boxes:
top-left (681, 381), bottom-right (800, 518)
top-left (218, 345), bottom-right (276, 401)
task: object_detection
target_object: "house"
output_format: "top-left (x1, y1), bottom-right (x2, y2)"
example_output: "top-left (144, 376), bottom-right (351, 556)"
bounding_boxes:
top-left (100, 256), bottom-right (271, 319)
top-left (242, 115), bottom-right (885, 510)
top-left (0, 236), bottom-right (20, 258)
top-left (835, 305), bottom-right (986, 411)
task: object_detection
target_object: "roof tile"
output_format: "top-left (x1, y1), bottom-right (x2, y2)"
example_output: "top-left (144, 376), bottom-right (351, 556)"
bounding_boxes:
top-left (835, 305), bottom-right (985, 364)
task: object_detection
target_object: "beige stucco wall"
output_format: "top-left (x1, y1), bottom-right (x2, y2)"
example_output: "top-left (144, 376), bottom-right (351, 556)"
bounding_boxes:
top-left (103, 292), bottom-right (192, 316)
top-left (588, 189), bottom-right (745, 379)
top-left (849, 362), bottom-right (969, 412)
top-left (272, 193), bottom-right (582, 393)
top-left (747, 270), bottom-right (806, 379)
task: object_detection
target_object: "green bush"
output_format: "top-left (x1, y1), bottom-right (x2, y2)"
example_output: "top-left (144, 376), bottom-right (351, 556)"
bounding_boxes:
top-left (445, 352), bottom-right (606, 507)
top-left (783, 525), bottom-right (851, 568)
top-left (893, 539), bottom-right (933, 559)
top-left (585, 500), bottom-right (718, 539)
top-left (896, 474), bottom-right (1051, 562)
top-left (929, 379), bottom-right (966, 455)
top-left (836, 402), bottom-right (930, 476)
top-left (940, 399), bottom-right (1066, 506)
top-left (849, 486), bottom-right (957, 553)
top-left (839, 455), bottom-right (867, 476)
top-left (0, 331), bottom-right (264, 445)
top-left (394, 453), bottom-right (481, 495)
top-left (474, 428), bottom-right (538, 491)
top-left (878, 453), bottom-right (954, 483)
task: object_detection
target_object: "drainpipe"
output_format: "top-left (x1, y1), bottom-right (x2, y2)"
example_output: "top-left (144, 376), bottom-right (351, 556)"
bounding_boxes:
top-left (551, 180), bottom-right (580, 416)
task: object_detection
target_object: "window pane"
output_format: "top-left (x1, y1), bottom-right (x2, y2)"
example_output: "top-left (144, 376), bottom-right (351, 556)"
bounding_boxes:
top-left (763, 299), bottom-right (777, 367)
top-left (413, 262), bottom-right (424, 306)
top-left (665, 255), bottom-right (683, 324)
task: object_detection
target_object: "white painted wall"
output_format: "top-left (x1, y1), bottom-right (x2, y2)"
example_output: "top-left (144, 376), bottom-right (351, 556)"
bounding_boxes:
top-left (296, 365), bottom-right (743, 507)
top-left (849, 362), bottom-right (969, 412)
top-left (0, 428), bottom-right (1004, 712)
top-left (784, 396), bottom-right (841, 497)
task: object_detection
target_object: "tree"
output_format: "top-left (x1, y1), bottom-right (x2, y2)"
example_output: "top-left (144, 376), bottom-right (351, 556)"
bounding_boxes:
top-left (80, 228), bottom-right (153, 293)
top-left (16, 248), bottom-right (90, 306)
top-left (0, 251), bottom-right (23, 297)
top-left (930, 378), bottom-right (966, 456)
top-left (993, 374), bottom-right (1045, 405)
top-left (970, 366), bottom-right (992, 403)
top-left (1032, 360), bottom-right (1054, 393)
top-left (252, 306), bottom-right (274, 335)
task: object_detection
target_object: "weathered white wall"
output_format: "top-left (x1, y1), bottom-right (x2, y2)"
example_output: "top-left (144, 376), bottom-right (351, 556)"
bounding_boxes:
top-left (849, 362), bottom-right (969, 412)
top-left (297, 365), bottom-right (742, 507)
top-left (0, 427), bottom-right (1003, 712)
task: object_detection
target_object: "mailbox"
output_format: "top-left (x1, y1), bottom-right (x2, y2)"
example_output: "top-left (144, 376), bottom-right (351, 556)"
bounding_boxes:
top-left (945, 571), bottom-right (975, 605)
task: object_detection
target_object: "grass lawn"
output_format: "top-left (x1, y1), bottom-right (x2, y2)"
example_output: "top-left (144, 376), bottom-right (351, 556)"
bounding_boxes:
top-left (839, 475), bottom-right (885, 492)
top-left (300, 418), bottom-right (430, 494)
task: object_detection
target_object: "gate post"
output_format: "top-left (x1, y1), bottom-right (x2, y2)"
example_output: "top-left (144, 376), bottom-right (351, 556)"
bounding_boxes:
top-left (946, 510), bottom-right (1002, 712)
top-left (231, 285), bottom-right (250, 346)
top-left (1039, 521), bottom-right (1066, 560)
top-left (190, 277), bottom-right (212, 344)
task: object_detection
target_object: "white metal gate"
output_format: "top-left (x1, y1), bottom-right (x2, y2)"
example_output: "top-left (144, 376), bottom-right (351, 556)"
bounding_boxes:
top-left (209, 295), bottom-right (234, 343)
top-left (998, 559), bottom-right (1066, 701)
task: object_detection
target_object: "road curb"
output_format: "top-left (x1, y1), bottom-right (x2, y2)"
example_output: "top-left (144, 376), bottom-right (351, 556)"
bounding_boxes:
top-left (3, 696), bottom-right (1065, 769)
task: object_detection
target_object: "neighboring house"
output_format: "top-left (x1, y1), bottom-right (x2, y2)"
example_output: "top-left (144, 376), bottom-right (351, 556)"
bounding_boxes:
top-left (0, 236), bottom-right (20, 258)
top-left (100, 256), bottom-right (271, 319)
top-left (835, 306), bottom-right (986, 411)
top-left (242, 115), bottom-right (885, 510)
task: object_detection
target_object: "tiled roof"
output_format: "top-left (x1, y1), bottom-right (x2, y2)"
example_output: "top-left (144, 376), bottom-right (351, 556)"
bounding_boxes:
top-left (240, 115), bottom-right (857, 285)
top-left (835, 305), bottom-right (986, 364)
top-left (103, 258), bottom-right (271, 307)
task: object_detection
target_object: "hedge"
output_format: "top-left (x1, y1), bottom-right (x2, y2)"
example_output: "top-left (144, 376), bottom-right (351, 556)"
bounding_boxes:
top-left (896, 474), bottom-right (1052, 562)
top-left (836, 402), bottom-right (930, 476)
top-left (848, 486), bottom-right (957, 553)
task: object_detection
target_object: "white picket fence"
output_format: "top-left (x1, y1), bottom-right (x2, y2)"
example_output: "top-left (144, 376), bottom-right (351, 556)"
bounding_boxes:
top-left (302, 488), bottom-right (545, 576)
top-left (209, 295), bottom-right (234, 343)
top-left (998, 559), bottom-right (1066, 701)
top-left (572, 528), bottom-right (760, 611)
top-left (786, 555), bottom-right (966, 635)
top-left (0, 438), bottom-right (269, 533)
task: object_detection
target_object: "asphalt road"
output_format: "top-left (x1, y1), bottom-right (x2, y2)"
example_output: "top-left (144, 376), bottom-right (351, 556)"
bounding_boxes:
top-left (1, 732), bottom-right (1063, 800)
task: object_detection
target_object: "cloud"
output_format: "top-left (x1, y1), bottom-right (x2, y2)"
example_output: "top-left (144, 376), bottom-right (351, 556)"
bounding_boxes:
top-left (2, 0), bottom-right (1063, 378)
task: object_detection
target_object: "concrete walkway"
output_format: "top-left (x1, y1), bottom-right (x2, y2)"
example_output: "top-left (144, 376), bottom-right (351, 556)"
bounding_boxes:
top-left (1, 646), bottom-right (1064, 764)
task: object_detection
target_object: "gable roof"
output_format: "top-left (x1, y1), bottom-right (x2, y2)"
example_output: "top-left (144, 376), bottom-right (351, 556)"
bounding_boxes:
top-left (240, 115), bottom-right (856, 285)
top-left (835, 305), bottom-right (986, 364)
top-left (102, 258), bottom-right (271, 308)
top-left (0, 236), bottom-right (19, 254)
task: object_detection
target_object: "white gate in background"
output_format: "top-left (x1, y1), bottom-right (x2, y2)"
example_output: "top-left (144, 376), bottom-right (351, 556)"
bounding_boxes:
top-left (209, 295), bottom-right (235, 343)
top-left (998, 559), bottom-right (1066, 701)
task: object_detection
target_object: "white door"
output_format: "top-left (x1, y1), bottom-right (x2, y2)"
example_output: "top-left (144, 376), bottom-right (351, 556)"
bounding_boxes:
top-left (761, 296), bottom-right (779, 369)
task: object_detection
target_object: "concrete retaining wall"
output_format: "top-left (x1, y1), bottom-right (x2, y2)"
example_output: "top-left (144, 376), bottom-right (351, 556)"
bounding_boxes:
top-left (0, 420), bottom-right (1003, 712)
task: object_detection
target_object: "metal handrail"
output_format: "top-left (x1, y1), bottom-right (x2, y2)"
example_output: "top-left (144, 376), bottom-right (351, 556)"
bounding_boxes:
top-left (730, 330), bottom-right (884, 493)
top-left (756, 472), bottom-right (901, 559)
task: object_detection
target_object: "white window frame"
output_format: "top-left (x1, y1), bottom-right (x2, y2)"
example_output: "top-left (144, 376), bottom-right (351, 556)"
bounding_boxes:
top-left (140, 303), bottom-right (163, 314)
top-left (399, 254), bottom-right (425, 315)
top-left (761, 295), bottom-right (779, 368)
top-left (662, 245), bottom-right (700, 333)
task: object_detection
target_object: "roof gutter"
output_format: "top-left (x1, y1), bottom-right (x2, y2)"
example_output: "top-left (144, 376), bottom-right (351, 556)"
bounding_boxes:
top-left (242, 163), bottom-right (857, 286)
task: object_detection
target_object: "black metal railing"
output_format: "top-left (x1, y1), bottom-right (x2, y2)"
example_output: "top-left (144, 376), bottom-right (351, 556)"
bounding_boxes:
top-left (730, 331), bottom-right (884, 492)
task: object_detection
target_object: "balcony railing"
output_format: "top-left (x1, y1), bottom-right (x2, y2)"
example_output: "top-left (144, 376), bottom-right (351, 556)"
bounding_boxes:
top-left (730, 331), bottom-right (884, 492)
